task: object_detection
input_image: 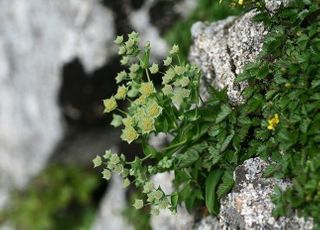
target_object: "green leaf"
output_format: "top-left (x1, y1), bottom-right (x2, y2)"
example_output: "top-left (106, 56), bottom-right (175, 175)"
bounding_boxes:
top-left (176, 147), bottom-right (200, 168)
top-left (205, 170), bottom-right (223, 215)
top-left (217, 171), bottom-right (234, 199)
top-left (170, 192), bottom-right (179, 211)
top-left (215, 105), bottom-right (232, 124)
top-left (262, 164), bottom-right (281, 178)
top-left (220, 132), bottom-right (235, 152)
top-left (208, 147), bottom-right (222, 166)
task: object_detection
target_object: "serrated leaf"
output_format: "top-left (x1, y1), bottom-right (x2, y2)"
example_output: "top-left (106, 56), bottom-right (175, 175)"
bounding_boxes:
top-left (217, 171), bottom-right (234, 199)
top-left (215, 105), bottom-right (232, 124)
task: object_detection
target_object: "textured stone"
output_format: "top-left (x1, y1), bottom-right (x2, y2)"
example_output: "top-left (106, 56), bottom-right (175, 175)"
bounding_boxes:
top-left (92, 175), bottom-right (133, 230)
top-left (190, 12), bottom-right (266, 105)
top-left (0, 0), bottom-right (114, 210)
top-left (219, 157), bottom-right (313, 229)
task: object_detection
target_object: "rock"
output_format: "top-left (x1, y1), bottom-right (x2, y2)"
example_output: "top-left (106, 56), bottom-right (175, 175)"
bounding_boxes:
top-left (0, 0), bottom-right (114, 210)
top-left (151, 173), bottom-right (195, 230)
top-left (92, 175), bottom-right (133, 230)
top-left (218, 157), bottom-right (313, 229)
top-left (190, 12), bottom-right (266, 105)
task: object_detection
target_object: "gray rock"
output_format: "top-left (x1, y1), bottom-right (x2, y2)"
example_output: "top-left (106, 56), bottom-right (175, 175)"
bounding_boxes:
top-left (190, 12), bottom-right (266, 105)
top-left (92, 175), bottom-right (133, 230)
top-left (0, 0), bottom-right (114, 210)
top-left (218, 157), bottom-right (313, 229)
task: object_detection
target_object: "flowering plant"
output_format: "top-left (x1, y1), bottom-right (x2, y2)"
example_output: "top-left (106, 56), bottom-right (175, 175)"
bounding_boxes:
top-left (93, 32), bottom-right (205, 214)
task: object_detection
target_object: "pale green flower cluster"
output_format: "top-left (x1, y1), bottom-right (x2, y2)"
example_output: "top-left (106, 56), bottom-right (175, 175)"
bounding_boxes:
top-left (92, 150), bottom-right (131, 187)
top-left (97, 32), bottom-right (202, 214)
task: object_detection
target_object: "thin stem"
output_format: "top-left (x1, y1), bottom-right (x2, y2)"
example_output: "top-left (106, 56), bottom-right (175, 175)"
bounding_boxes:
top-left (117, 108), bottom-right (129, 116)
top-left (145, 69), bottom-right (151, 82)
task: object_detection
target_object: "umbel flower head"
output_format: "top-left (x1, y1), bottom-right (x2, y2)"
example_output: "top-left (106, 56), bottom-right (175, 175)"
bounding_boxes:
top-left (103, 96), bottom-right (117, 113)
top-left (121, 126), bottom-right (139, 144)
top-left (138, 116), bottom-right (155, 134)
top-left (146, 101), bottom-right (162, 118)
top-left (139, 82), bottom-right (155, 96)
top-left (115, 85), bottom-right (127, 100)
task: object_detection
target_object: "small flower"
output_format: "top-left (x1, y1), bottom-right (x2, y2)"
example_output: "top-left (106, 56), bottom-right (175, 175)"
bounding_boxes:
top-left (149, 63), bottom-right (159, 74)
top-left (178, 77), bottom-right (190, 87)
top-left (163, 57), bottom-right (172, 66)
top-left (162, 84), bottom-right (173, 96)
top-left (110, 154), bottom-right (120, 164)
top-left (139, 82), bottom-right (155, 96)
top-left (128, 31), bottom-right (139, 40)
top-left (118, 46), bottom-right (126, 55)
top-left (143, 181), bottom-right (155, 193)
top-left (121, 126), bottom-right (139, 144)
top-left (154, 190), bottom-right (163, 200)
top-left (169, 44), bottom-right (179, 54)
top-left (93, 155), bottom-right (102, 168)
top-left (125, 38), bottom-right (135, 48)
top-left (114, 35), bottom-right (124, 45)
top-left (103, 96), bottom-right (117, 113)
top-left (114, 164), bottom-right (124, 174)
top-left (123, 178), bottom-right (130, 188)
top-left (102, 169), bottom-right (112, 180)
top-left (159, 198), bottom-right (170, 209)
top-left (116, 71), bottom-right (127, 83)
top-left (162, 69), bottom-right (175, 84)
top-left (134, 95), bottom-right (147, 105)
top-left (238, 0), bottom-right (244, 5)
top-left (174, 65), bottom-right (186, 75)
top-left (103, 150), bottom-right (112, 159)
top-left (120, 56), bottom-right (129, 65)
top-left (267, 114), bottom-right (280, 131)
top-left (150, 207), bottom-right (160, 215)
top-left (138, 116), bottom-right (155, 134)
top-left (146, 101), bottom-right (162, 118)
top-left (130, 64), bottom-right (140, 73)
top-left (111, 114), bottom-right (123, 127)
top-left (133, 199), bottom-right (144, 209)
top-left (115, 85), bottom-right (127, 100)
top-left (122, 116), bottom-right (134, 127)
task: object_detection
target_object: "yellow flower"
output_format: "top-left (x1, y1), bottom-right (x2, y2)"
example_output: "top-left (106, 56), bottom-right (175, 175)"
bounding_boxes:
top-left (122, 116), bottom-right (134, 127)
top-left (138, 116), bottom-right (155, 134)
top-left (267, 114), bottom-right (280, 130)
top-left (139, 82), bottom-right (154, 96)
top-left (103, 96), bottom-right (117, 113)
top-left (121, 126), bottom-right (139, 144)
top-left (134, 95), bottom-right (147, 105)
top-left (115, 85), bottom-right (127, 100)
top-left (146, 101), bottom-right (162, 118)
top-left (238, 0), bottom-right (244, 5)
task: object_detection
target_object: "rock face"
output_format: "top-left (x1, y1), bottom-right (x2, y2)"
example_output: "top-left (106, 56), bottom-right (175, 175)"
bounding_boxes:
top-left (0, 0), bottom-right (114, 209)
top-left (190, 12), bottom-right (266, 104)
top-left (218, 157), bottom-right (313, 229)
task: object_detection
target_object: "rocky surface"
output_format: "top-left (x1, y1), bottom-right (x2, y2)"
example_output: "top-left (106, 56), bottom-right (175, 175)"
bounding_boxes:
top-left (92, 175), bottom-right (133, 230)
top-left (217, 157), bottom-right (313, 230)
top-left (190, 12), bottom-right (266, 104)
top-left (0, 0), bottom-right (114, 210)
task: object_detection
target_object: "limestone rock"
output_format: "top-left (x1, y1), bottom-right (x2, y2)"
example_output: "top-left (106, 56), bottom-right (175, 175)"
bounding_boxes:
top-left (92, 175), bottom-right (133, 230)
top-left (190, 12), bottom-right (266, 105)
top-left (0, 0), bottom-right (114, 210)
top-left (218, 157), bottom-right (313, 229)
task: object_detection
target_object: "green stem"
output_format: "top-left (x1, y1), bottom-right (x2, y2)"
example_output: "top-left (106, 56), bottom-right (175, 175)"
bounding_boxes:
top-left (117, 108), bottom-right (129, 116)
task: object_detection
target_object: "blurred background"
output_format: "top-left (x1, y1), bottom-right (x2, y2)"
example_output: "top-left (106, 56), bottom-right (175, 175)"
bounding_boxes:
top-left (0, 0), bottom-right (240, 229)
